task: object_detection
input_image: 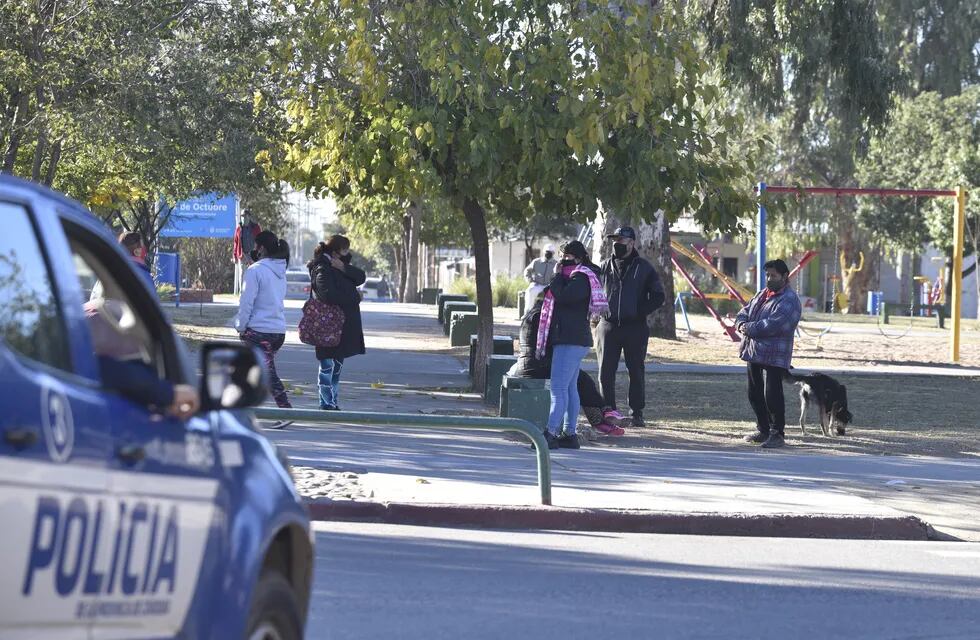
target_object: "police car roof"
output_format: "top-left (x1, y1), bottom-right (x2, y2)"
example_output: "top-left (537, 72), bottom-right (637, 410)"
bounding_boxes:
top-left (0, 174), bottom-right (118, 243)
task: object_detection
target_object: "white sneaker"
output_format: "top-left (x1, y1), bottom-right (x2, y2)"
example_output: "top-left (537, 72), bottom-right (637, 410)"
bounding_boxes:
top-left (264, 420), bottom-right (294, 430)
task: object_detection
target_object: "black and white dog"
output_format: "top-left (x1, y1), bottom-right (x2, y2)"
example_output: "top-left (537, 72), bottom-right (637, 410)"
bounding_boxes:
top-left (786, 372), bottom-right (853, 437)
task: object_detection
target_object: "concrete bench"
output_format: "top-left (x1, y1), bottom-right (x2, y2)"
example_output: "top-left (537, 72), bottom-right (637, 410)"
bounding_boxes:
top-left (443, 302), bottom-right (477, 335)
top-left (484, 354), bottom-right (518, 407)
top-left (499, 376), bottom-right (550, 432)
top-left (468, 335), bottom-right (516, 378)
top-left (437, 293), bottom-right (469, 323)
top-left (449, 312), bottom-right (480, 346)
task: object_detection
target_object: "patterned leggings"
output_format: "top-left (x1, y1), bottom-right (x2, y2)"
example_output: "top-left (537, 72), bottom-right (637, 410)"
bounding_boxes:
top-left (240, 329), bottom-right (291, 408)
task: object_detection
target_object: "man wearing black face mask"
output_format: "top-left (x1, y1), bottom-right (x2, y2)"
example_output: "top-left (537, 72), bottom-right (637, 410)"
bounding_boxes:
top-left (597, 226), bottom-right (665, 427)
top-left (734, 259), bottom-right (802, 449)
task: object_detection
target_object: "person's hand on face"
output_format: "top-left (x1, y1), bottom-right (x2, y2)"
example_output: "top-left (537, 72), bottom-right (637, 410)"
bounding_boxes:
top-left (169, 384), bottom-right (200, 420)
top-left (329, 250), bottom-right (346, 270)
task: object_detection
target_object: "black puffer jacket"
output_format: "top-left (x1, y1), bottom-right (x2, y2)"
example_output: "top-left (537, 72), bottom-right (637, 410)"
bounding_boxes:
top-left (309, 255), bottom-right (367, 360)
top-left (514, 301), bottom-right (550, 378)
top-left (599, 251), bottom-right (665, 325)
top-left (546, 264), bottom-right (599, 348)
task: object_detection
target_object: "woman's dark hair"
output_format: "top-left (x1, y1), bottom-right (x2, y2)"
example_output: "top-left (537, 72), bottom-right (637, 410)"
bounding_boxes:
top-left (118, 231), bottom-right (142, 252)
top-left (560, 240), bottom-right (593, 266)
top-left (308, 234), bottom-right (350, 269)
top-left (254, 230), bottom-right (289, 264)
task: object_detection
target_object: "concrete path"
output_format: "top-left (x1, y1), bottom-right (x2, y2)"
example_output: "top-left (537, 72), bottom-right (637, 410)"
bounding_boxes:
top-left (246, 300), bottom-right (980, 540)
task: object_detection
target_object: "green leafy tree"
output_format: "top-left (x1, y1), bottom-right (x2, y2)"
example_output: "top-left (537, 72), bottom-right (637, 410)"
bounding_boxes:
top-left (857, 88), bottom-right (980, 316)
top-left (268, 1), bottom-right (757, 388)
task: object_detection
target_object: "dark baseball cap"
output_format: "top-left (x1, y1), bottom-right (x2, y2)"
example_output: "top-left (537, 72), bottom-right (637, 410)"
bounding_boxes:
top-left (606, 226), bottom-right (636, 240)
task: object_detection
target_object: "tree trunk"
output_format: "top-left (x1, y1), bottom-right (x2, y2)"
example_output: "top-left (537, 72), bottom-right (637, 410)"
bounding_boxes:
top-left (2, 93), bottom-right (30, 173)
top-left (393, 244), bottom-right (405, 303)
top-left (462, 197), bottom-right (494, 393)
top-left (43, 138), bottom-right (62, 186)
top-left (404, 201), bottom-right (421, 303)
top-left (31, 128), bottom-right (47, 182)
top-left (643, 210), bottom-right (676, 339)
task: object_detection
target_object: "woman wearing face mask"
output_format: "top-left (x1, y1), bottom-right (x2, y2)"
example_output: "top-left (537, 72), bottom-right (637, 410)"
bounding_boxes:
top-left (308, 234), bottom-right (367, 410)
top-left (535, 240), bottom-right (608, 450)
top-left (235, 230), bottom-right (293, 425)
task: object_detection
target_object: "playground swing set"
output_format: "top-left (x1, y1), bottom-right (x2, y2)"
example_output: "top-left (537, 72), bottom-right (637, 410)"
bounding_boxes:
top-left (674, 183), bottom-right (968, 362)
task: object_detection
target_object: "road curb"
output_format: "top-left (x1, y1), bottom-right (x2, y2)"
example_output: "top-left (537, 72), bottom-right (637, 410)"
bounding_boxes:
top-left (306, 500), bottom-right (933, 540)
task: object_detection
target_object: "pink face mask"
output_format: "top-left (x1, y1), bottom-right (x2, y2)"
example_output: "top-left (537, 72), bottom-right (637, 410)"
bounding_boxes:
top-left (561, 264), bottom-right (577, 278)
top-left (136, 245), bottom-right (148, 264)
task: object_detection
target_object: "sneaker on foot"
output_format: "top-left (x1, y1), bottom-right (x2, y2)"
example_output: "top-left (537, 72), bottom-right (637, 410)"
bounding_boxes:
top-left (761, 432), bottom-right (785, 448)
top-left (556, 433), bottom-right (581, 449)
top-left (531, 431), bottom-right (560, 450)
top-left (743, 430), bottom-right (769, 444)
top-left (595, 422), bottom-right (626, 436)
top-left (602, 408), bottom-right (631, 428)
top-left (630, 412), bottom-right (645, 428)
top-left (265, 420), bottom-right (294, 430)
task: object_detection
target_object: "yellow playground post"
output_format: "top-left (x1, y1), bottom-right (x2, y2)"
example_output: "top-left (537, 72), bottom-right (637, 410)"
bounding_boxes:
top-left (951, 186), bottom-right (967, 362)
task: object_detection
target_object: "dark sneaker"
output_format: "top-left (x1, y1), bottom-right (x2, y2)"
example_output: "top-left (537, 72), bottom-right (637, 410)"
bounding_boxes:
top-left (761, 432), bottom-right (785, 449)
top-left (556, 433), bottom-right (581, 449)
top-left (743, 430), bottom-right (769, 444)
top-left (531, 431), bottom-right (560, 450)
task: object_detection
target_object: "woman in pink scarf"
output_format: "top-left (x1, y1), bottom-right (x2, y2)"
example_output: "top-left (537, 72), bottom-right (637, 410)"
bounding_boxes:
top-left (535, 240), bottom-right (608, 450)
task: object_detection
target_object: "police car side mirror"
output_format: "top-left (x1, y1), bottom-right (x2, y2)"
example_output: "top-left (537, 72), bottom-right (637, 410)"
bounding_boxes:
top-left (200, 343), bottom-right (269, 410)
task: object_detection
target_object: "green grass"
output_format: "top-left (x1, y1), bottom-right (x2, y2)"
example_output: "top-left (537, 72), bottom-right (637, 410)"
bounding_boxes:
top-left (612, 373), bottom-right (980, 458)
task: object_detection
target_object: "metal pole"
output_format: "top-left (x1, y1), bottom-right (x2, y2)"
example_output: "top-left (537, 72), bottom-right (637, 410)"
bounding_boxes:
top-left (253, 408), bottom-right (552, 505)
top-left (951, 186), bottom-right (967, 362)
top-left (757, 182), bottom-right (767, 292)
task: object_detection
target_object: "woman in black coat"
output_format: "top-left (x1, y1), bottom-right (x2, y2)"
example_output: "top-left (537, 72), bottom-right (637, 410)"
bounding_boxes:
top-left (308, 235), bottom-right (366, 410)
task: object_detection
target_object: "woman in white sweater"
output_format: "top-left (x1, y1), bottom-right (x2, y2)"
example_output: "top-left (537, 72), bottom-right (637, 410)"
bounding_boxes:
top-left (235, 230), bottom-right (292, 417)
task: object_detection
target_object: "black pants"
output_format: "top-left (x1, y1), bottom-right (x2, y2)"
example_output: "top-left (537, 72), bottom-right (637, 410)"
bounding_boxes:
top-left (596, 320), bottom-right (649, 414)
top-left (746, 363), bottom-right (786, 435)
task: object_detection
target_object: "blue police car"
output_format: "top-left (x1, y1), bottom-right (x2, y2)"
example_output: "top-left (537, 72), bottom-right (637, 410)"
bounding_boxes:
top-left (0, 176), bottom-right (312, 639)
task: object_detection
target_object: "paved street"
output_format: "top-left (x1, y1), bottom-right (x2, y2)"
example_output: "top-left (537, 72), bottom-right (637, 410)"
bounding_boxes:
top-left (308, 521), bottom-right (980, 640)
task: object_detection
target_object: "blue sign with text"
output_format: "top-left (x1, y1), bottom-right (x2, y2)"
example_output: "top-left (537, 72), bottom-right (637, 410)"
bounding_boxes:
top-left (160, 193), bottom-right (237, 238)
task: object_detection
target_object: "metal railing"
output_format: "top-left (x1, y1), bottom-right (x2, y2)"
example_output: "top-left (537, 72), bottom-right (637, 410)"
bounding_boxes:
top-left (253, 408), bottom-right (552, 505)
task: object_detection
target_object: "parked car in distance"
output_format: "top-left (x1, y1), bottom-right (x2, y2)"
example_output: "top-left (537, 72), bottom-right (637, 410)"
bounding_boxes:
top-left (285, 269), bottom-right (312, 299)
top-left (358, 276), bottom-right (393, 301)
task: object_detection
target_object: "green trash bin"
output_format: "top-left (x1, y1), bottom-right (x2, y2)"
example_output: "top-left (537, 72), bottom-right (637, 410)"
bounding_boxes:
top-left (443, 301), bottom-right (477, 335)
top-left (437, 293), bottom-right (469, 323)
top-left (421, 287), bottom-right (442, 305)
top-left (499, 376), bottom-right (550, 432)
top-left (484, 354), bottom-right (518, 406)
top-left (469, 335), bottom-right (516, 377)
top-left (450, 312), bottom-right (480, 346)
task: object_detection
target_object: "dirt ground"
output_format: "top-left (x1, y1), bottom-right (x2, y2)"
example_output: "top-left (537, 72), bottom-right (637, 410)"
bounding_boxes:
top-left (169, 303), bottom-right (980, 459)
top-left (602, 372), bottom-right (980, 459)
top-left (650, 313), bottom-right (980, 369)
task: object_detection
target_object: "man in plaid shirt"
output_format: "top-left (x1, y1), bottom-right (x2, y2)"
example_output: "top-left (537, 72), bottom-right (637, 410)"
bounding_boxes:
top-left (734, 259), bottom-right (802, 449)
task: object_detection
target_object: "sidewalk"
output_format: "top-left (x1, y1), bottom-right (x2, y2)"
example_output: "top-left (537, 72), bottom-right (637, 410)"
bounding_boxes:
top-left (254, 301), bottom-right (980, 541)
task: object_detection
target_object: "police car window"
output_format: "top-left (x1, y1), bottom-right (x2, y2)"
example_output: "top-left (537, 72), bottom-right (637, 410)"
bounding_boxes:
top-left (0, 202), bottom-right (70, 370)
top-left (70, 241), bottom-right (158, 371)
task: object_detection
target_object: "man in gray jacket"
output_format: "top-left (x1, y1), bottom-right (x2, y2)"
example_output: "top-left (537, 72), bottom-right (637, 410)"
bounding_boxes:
top-left (735, 258), bottom-right (802, 449)
top-left (523, 244), bottom-right (557, 307)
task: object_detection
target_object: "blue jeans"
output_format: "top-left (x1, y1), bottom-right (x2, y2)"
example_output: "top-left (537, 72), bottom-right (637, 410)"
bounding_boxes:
top-left (318, 358), bottom-right (344, 409)
top-left (547, 345), bottom-right (589, 436)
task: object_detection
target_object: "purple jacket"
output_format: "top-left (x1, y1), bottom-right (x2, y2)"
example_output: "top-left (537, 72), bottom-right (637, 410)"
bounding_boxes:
top-left (734, 287), bottom-right (802, 370)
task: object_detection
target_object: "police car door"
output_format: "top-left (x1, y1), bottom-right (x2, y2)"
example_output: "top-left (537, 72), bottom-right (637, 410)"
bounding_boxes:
top-left (0, 197), bottom-right (112, 639)
top-left (61, 221), bottom-right (223, 640)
